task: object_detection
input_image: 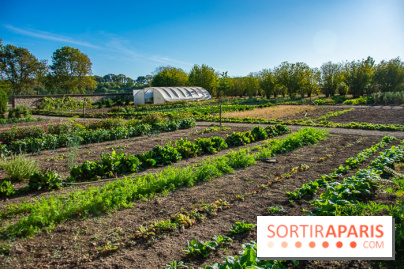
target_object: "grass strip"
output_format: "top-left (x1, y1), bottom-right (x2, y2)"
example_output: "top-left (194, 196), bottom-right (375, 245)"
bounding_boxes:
top-left (0, 127), bottom-right (329, 238)
top-left (316, 108), bottom-right (354, 121)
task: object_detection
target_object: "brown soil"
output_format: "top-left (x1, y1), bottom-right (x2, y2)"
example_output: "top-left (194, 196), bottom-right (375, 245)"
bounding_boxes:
top-left (1, 133), bottom-right (401, 268)
top-left (328, 108), bottom-right (404, 125)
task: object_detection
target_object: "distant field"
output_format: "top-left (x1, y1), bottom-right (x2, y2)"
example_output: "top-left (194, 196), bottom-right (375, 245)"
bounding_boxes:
top-left (223, 105), bottom-right (318, 119)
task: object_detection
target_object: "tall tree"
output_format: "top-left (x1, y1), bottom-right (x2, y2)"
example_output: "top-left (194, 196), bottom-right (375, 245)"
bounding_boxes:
top-left (275, 62), bottom-right (310, 99)
top-left (320, 61), bottom-right (346, 97)
top-left (188, 64), bottom-right (219, 95)
top-left (303, 68), bottom-right (320, 97)
top-left (151, 66), bottom-right (188, 87)
top-left (243, 73), bottom-right (260, 98)
top-left (0, 43), bottom-right (46, 96)
top-left (216, 72), bottom-right (233, 97)
top-left (230, 77), bottom-right (245, 97)
top-left (374, 57), bottom-right (404, 92)
top-left (345, 56), bottom-right (375, 98)
top-left (259, 69), bottom-right (277, 99)
top-left (49, 46), bottom-right (96, 94)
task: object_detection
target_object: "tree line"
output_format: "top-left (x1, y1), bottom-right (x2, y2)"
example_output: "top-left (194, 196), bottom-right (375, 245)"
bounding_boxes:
top-left (1, 39), bottom-right (403, 99)
top-left (151, 57), bottom-right (404, 99)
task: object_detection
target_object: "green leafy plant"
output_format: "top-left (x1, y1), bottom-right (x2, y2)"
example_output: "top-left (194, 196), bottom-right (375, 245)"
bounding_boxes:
top-left (0, 181), bottom-right (15, 198)
top-left (227, 221), bottom-right (256, 235)
top-left (164, 260), bottom-right (188, 269)
top-left (267, 206), bottom-right (288, 215)
top-left (183, 238), bottom-right (219, 258)
top-left (28, 169), bottom-right (63, 191)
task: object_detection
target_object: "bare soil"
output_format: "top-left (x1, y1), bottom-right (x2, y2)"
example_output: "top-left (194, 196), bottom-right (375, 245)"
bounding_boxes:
top-left (327, 108), bottom-right (404, 125)
top-left (1, 133), bottom-right (401, 268)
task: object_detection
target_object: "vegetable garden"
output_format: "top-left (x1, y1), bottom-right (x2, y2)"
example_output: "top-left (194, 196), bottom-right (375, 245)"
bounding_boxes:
top-left (0, 100), bottom-right (403, 268)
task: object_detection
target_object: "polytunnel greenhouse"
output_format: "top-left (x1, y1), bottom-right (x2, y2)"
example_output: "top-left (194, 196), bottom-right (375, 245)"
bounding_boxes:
top-left (133, 87), bottom-right (211, 104)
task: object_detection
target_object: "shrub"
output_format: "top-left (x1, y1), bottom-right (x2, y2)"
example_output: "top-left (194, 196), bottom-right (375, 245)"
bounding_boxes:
top-left (0, 89), bottom-right (7, 116)
top-left (8, 105), bottom-right (30, 119)
top-left (0, 181), bottom-right (15, 198)
top-left (313, 98), bottom-right (335, 105)
top-left (331, 95), bottom-right (348, 104)
top-left (0, 154), bottom-right (38, 181)
top-left (29, 169), bottom-right (63, 191)
top-left (342, 96), bottom-right (370, 105)
top-left (142, 113), bottom-right (165, 126)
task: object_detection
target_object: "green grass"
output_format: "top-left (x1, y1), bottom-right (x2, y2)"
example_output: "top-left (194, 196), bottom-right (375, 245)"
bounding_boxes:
top-left (0, 154), bottom-right (38, 181)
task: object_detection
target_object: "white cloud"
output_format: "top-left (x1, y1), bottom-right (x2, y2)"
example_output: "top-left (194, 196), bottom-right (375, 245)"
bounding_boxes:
top-left (5, 25), bottom-right (194, 68)
top-left (4, 25), bottom-right (102, 49)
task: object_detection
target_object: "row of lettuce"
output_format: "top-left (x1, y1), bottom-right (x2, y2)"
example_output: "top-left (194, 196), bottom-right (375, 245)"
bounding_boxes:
top-left (0, 125), bottom-right (290, 198)
top-left (0, 115), bottom-right (195, 156)
top-left (288, 136), bottom-right (404, 253)
top-left (0, 127), bottom-right (329, 238)
top-left (164, 136), bottom-right (403, 269)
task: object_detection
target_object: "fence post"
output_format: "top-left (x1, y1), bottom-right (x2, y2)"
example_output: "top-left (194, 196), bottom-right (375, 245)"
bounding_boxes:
top-left (219, 104), bottom-right (222, 126)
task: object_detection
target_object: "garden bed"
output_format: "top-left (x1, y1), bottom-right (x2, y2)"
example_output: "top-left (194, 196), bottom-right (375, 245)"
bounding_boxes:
top-left (1, 132), bottom-right (401, 268)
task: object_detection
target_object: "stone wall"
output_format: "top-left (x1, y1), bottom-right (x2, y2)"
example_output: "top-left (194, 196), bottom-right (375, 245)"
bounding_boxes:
top-left (12, 93), bottom-right (133, 109)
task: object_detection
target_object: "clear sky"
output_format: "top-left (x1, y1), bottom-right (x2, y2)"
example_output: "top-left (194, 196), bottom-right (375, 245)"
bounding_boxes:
top-left (1, 0), bottom-right (403, 79)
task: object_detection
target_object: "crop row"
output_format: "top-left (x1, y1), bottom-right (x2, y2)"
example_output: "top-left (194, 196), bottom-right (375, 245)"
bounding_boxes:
top-left (67, 125), bottom-right (290, 182)
top-left (0, 118), bottom-right (196, 155)
top-left (0, 127), bottom-right (329, 238)
top-left (0, 116), bottom-right (41, 125)
top-left (194, 114), bottom-right (404, 131)
top-left (310, 142), bottom-right (404, 215)
top-left (0, 116), bottom-right (165, 143)
top-left (316, 108), bottom-right (354, 121)
top-left (287, 135), bottom-right (396, 200)
top-left (0, 125), bottom-right (288, 198)
top-left (33, 103), bottom-right (274, 119)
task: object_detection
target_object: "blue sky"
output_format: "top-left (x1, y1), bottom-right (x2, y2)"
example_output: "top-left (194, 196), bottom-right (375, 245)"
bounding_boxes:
top-left (1, 0), bottom-right (403, 79)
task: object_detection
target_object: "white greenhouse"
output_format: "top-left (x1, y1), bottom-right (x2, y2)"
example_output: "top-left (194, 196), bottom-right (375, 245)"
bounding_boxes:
top-left (133, 87), bottom-right (211, 105)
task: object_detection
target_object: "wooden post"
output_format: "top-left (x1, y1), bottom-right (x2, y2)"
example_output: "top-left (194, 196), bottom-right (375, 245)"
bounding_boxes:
top-left (219, 104), bottom-right (222, 126)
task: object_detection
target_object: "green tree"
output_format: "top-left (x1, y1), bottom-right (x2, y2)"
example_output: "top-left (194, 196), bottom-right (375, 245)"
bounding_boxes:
top-left (230, 77), bottom-right (245, 97)
top-left (34, 59), bottom-right (49, 94)
top-left (243, 73), bottom-right (260, 98)
top-left (274, 62), bottom-right (310, 99)
top-left (151, 66), bottom-right (188, 87)
top-left (320, 61), bottom-right (347, 97)
top-left (0, 88), bottom-right (7, 115)
top-left (216, 72), bottom-right (233, 97)
top-left (259, 69), bottom-right (277, 99)
top-left (303, 68), bottom-right (320, 98)
top-left (345, 56), bottom-right (375, 98)
top-left (374, 57), bottom-right (404, 92)
top-left (49, 46), bottom-right (96, 94)
top-left (188, 64), bottom-right (218, 95)
top-left (0, 43), bottom-right (46, 96)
